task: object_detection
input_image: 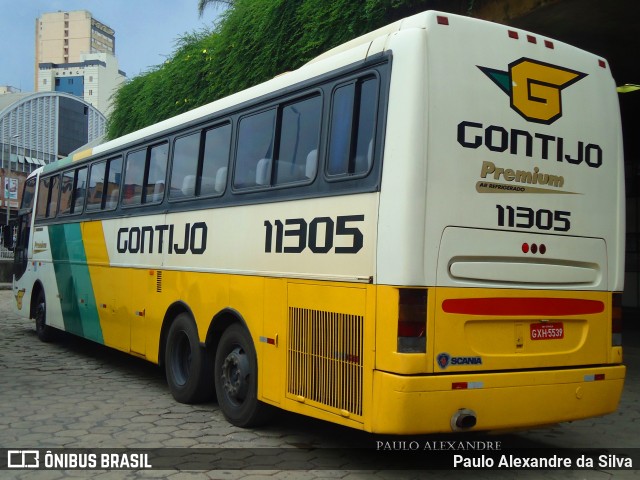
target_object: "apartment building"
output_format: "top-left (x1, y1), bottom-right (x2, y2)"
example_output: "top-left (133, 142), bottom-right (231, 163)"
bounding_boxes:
top-left (35, 10), bottom-right (125, 116)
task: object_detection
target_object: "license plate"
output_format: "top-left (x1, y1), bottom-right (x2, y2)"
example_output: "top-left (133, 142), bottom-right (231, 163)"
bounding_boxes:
top-left (530, 322), bottom-right (564, 340)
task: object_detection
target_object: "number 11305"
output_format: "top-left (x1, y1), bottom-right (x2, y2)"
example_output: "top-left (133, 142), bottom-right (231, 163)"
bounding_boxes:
top-left (496, 205), bottom-right (571, 232)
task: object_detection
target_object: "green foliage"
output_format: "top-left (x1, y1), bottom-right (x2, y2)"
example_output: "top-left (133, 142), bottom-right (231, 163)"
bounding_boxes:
top-left (107, 0), bottom-right (436, 139)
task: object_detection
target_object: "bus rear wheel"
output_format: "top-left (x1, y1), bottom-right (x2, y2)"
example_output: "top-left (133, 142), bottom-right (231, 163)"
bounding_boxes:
top-left (164, 313), bottom-right (213, 404)
top-left (215, 324), bottom-right (271, 427)
top-left (34, 290), bottom-right (54, 343)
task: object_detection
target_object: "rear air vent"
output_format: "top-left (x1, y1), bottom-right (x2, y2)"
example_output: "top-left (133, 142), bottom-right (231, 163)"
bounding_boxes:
top-left (287, 307), bottom-right (363, 417)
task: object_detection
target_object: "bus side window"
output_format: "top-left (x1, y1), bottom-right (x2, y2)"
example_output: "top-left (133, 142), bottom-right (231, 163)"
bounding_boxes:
top-left (234, 109), bottom-right (276, 189)
top-left (170, 132), bottom-right (200, 199)
top-left (73, 167), bottom-right (87, 213)
top-left (328, 83), bottom-right (355, 176)
top-left (124, 144), bottom-right (168, 206)
top-left (48, 175), bottom-right (60, 218)
top-left (123, 149), bottom-right (146, 206)
top-left (59, 167), bottom-right (87, 216)
top-left (35, 177), bottom-right (51, 220)
top-left (201, 123), bottom-right (231, 196)
top-left (36, 175), bottom-right (60, 219)
top-left (87, 161), bottom-right (107, 211)
top-left (105, 157), bottom-right (122, 209)
top-left (147, 143), bottom-right (168, 203)
top-left (275, 95), bottom-right (322, 185)
top-left (327, 76), bottom-right (378, 177)
top-left (59, 170), bottom-right (75, 215)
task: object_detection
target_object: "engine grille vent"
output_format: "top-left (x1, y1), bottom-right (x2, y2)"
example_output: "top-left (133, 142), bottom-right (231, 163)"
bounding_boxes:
top-left (287, 307), bottom-right (363, 417)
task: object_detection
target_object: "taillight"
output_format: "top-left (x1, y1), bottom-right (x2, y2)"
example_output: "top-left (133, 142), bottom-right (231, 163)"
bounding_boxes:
top-left (397, 289), bottom-right (427, 353)
top-left (612, 293), bottom-right (622, 346)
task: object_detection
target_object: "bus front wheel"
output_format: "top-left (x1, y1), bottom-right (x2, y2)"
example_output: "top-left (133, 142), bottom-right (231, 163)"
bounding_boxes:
top-left (34, 289), bottom-right (54, 342)
top-left (214, 324), bottom-right (271, 427)
top-left (164, 313), bottom-right (213, 404)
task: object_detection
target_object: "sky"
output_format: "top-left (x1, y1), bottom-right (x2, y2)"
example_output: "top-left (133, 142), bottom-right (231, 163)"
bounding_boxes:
top-left (0, 0), bottom-right (224, 92)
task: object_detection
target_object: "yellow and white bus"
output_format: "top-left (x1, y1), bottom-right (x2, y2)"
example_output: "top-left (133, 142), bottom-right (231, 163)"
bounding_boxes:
top-left (12, 11), bottom-right (625, 434)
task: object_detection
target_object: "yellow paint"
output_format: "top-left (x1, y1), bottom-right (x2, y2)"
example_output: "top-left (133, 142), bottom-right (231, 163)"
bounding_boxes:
top-left (72, 148), bottom-right (94, 162)
top-left (370, 366), bottom-right (625, 434)
top-left (77, 223), bottom-right (624, 433)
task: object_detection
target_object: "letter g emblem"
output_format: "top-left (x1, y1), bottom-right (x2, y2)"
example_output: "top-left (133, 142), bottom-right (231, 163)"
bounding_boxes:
top-left (510, 59), bottom-right (586, 124)
top-left (479, 58), bottom-right (587, 125)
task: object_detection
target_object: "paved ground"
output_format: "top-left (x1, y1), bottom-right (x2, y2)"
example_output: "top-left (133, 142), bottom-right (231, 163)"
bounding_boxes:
top-left (0, 289), bottom-right (638, 479)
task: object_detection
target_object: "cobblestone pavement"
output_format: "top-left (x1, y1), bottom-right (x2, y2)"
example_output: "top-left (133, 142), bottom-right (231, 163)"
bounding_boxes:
top-left (0, 290), bottom-right (638, 479)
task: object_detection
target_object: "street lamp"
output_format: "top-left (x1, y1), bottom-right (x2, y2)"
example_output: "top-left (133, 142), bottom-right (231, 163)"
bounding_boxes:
top-left (6, 133), bottom-right (19, 226)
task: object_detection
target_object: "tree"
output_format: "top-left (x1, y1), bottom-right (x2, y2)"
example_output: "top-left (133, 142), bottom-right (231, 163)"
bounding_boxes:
top-left (198, 0), bottom-right (234, 17)
top-left (108, 0), bottom-right (440, 139)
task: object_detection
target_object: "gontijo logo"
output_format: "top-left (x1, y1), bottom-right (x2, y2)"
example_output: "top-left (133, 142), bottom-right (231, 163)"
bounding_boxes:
top-left (478, 58), bottom-right (587, 124)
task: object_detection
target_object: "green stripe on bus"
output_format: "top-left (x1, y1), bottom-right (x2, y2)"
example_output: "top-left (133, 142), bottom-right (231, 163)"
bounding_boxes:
top-left (42, 156), bottom-right (73, 174)
top-left (48, 224), bottom-right (104, 343)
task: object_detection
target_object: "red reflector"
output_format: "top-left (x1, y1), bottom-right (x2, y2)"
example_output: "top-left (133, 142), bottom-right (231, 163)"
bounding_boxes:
top-left (508, 30), bottom-right (519, 39)
top-left (599, 59), bottom-right (607, 68)
top-left (544, 40), bottom-right (554, 49)
top-left (531, 243), bottom-right (538, 254)
top-left (442, 298), bottom-right (605, 316)
top-left (437, 16), bottom-right (449, 25)
top-left (522, 243), bottom-right (529, 253)
top-left (527, 35), bottom-right (537, 44)
top-left (539, 244), bottom-right (546, 255)
top-left (595, 374), bottom-right (605, 381)
top-left (452, 382), bottom-right (468, 390)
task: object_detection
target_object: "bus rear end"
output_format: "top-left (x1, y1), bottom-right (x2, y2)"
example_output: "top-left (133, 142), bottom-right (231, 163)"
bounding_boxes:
top-left (373, 12), bottom-right (625, 434)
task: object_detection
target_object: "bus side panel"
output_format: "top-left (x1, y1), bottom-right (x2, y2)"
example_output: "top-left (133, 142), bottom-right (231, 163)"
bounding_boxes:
top-left (47, 223), bottom-right (103, 343)
top-left (82, 220), bottom-right (131, 352)
top-left (261, 277), bottom-right (287, 404)
top-left (18, 223), bottom-right (104, 342)
top-left (18, 226), bottom-right (63, 330)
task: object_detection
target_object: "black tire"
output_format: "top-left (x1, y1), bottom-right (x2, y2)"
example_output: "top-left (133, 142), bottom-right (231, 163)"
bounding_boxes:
top-left (164, 313), bottom-right (213, 404)
top-left (34, 289), bottom-right (55, 343)
top-left (214, 324), bottom-right (272, 427)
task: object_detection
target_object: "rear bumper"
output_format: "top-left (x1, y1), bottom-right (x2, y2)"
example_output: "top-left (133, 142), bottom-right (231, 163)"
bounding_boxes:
top-left (370, 365), bottom-right (625, 434)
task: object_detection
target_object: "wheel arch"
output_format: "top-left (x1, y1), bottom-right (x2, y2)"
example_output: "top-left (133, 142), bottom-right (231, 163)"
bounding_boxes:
top-left (158, 300), bottom-right (196, 368)
top-left (30, 280), bottom-right (45, 319)
top-left (205, 308), bottom-right (250, 359)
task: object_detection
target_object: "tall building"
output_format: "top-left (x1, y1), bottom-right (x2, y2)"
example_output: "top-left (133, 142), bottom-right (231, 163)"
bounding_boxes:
top-left (35, 10), bottom-right (126, 116)
top-left (35, 10), bottom-right (115, 70)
